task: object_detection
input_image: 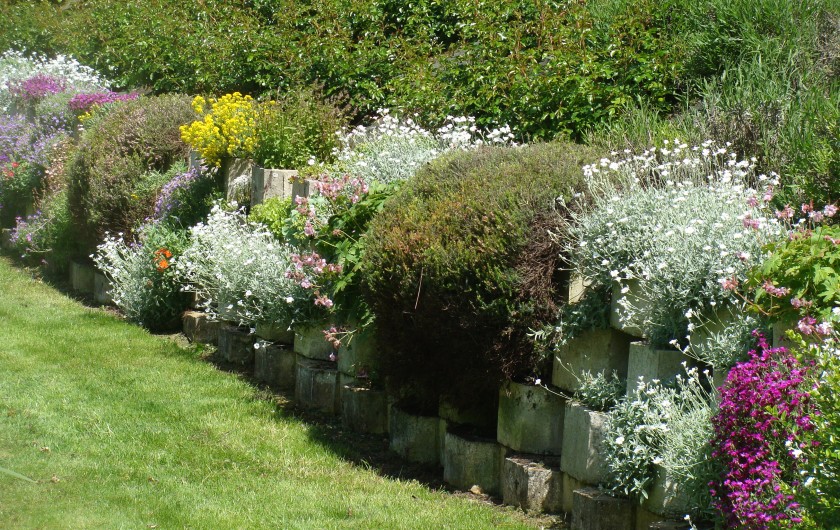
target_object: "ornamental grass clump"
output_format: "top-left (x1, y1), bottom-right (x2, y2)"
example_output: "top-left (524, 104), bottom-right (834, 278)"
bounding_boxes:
top-left (179, 93), bottom-right (257, 166)
top-left (560, 141), bottom-right (782, 362)
top-left (178, 205), bottom-right (306, 327)
top-left (94, 222), bottom-right (189, 331)
top-left (710, 333), bottom-right (816, 529)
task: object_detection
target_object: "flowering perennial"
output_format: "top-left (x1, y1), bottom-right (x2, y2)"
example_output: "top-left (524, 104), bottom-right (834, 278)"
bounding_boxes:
top-left (179, 93), bottom-right (257, 165)
top-left (710, 334), bottom-right (816, 529)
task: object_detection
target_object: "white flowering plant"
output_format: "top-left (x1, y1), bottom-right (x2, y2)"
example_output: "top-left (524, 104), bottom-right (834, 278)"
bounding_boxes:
top-left (93, 222), bottom-right (189, 331)
top-left (0, 50), bottom-right (108, 113)
top-left (558, 141), bottom-right (783, 358)
top-left (605, 366), bottom-right (718, 517)
top-left (178, 204), bottom-right (307, 328)
top-left (283, 111), bottom-right (517, 337)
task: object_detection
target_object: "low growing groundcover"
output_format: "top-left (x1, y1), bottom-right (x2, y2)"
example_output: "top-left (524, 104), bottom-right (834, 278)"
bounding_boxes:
top-left (0, 258), bottom-right (539, 529)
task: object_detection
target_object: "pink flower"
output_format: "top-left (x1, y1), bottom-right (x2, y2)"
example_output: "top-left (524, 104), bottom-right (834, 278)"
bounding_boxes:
top-left (797, 316), bottom-right (816, 335)
top-left (776, 206), bottom-right (794, 219)
top-left (762, 280), bottom-right (790, 297)
top-left (815, 322), bottom-right (833, 335)
top-left (824, 204), bottom-right (838, 217)
top-left (720, 276), bottom-right (740, 291)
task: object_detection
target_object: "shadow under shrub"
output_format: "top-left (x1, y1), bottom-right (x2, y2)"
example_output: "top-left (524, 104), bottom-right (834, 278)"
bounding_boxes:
top-left (66, 94), bottom-right (195, 252)
top-left (360, 142), bottom-right (601, 413)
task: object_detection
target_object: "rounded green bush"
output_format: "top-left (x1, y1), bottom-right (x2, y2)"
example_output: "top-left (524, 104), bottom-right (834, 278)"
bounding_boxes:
top-left (66, 94), bottom-right (195, 251)
top-left (360, 142), bottom-right (602, 413)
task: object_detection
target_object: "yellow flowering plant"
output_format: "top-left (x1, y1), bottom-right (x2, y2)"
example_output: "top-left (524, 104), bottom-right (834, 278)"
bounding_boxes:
top-left (180, 92), bottom-right (257, 166)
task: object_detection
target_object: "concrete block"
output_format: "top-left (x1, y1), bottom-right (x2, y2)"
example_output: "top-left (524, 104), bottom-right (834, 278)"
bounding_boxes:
top-left (186, 291), bottom-right (206, 310)
top-left (643, 465), bottom-right (692, 517)
top-left (443, 430), bottom-right (505, 495)
top-left (610, 280), bottom-right (648, 338)
top-left (294, 324), bottom-right (335, 361)
top-left (552, 328), bottom-right (633, 392)
top-left (183, 311), bottom-right (220, 345)
top-left (295, 357), bottom-right (339, 415)
top-left (389, 405), bottom-right (440, 465)
top-left (291, 177), bottom-right (319, 201)
top-left (635, 507), bottom-right (666, 530)
top-left (255, 321), bottom-right (295, 345)
top-left (772, 318), bottom-right (798, 350)
top-left (93, 271), bottom-right (113, 305)
top-left (254, 341), bottom-right (295, 390)
top-left (251, 167), bottom-right (297, 206)
top-left (340, 383), bottom-right (388, 434)
top-left (223, 157), bottom-right (254, 203)
top-left (70, 260), bottom-right (95, 294)
top-left (440, 395), bottom-right (497, 430)
top-left (497, 381), bottom-right (565, 455)
top-left (217, 323), bottom-right (254, 365)
top-left (571, 487), bottom-right (635, 530)
top-left (501, 455), bottom-right (563, 514)
top-left (337, 327), bottom-right (380, 378)
top-left (561, 402), bottom-right (609, 485)
top-left (562, 472), bottom-right (586, 514)
top-left (0, 228), bottom-right (12, 250)
top-left (626, 343), bottom-right (694, 396)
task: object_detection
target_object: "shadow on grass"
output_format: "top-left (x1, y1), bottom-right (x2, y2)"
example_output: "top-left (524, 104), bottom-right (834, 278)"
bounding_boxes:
top-left (1, 252), bottom-right (566, 528)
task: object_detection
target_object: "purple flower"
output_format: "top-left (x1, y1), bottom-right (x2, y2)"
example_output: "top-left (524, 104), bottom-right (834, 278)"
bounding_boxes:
top-left (68, 91), bottom-right (139, 113)
top-left (9, 74), bottom-right (66, 103)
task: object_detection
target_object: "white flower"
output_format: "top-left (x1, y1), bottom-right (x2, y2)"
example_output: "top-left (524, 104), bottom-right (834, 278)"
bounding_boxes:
top-left (615, 436), bottom-right (625, 445)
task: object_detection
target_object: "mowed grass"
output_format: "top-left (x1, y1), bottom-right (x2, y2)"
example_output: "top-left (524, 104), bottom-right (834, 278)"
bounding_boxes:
top-left (0, 258), bottom-right (536, 529)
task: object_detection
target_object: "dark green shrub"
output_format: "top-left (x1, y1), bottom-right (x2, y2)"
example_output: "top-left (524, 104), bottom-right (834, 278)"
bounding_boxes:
top-left (360, 142), bottom-right (602, 412)
top-left (66, 94), bottom-right (195, 251)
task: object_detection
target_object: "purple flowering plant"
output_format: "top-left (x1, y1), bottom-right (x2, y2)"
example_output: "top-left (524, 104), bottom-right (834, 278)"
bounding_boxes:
top-left (68, 91), bottom-right (139, 114)
top-left (153, 162), bottom-right (220, 227)
top-left (710, 332), bottom-right (817, 529)
top-left (9, 74), bottom-right (66, 105)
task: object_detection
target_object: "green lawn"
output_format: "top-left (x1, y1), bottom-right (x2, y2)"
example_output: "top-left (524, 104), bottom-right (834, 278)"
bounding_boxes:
top-left (0, 257), bottom-right (539, 529)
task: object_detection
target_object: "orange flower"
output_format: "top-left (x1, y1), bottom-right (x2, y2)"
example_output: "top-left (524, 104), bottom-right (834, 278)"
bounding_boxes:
top-left (156, 258), bottom-right (170, 272)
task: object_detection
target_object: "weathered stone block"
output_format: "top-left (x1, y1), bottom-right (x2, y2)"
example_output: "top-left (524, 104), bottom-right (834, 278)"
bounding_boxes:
top-left (291, 177), bottom-right (319, 201)
top-left (647, 521), bottom-right (691, 530)
top-left (501, 455), bottom-right (563, 514)
top-left (571, 488), bottom-right (635, 530)
top-left (340, 383), bottom-right (388, 434)
top-left (497, 381), bottom-right (565, 455)
top-left (610, 279), bottom-right (649, 338)
top-left (254, 341), bottom-right (296, 390)
top-left (443, 430), bottom-right (505, 495)
top-left (93, 271), bottom-right (113, 305)
top-left (337, 327), bottom-right (380, 378)
top-left (561, 402), bottom-right (609, 485)
top-left (183, 311), bottom-right (220, 345)
top-left (251, 167), bottom-right (297, 206)
top-left (389, 405), bottom-right (440, 465)
top-left (217, 323), bottom-right (254, 365)
top-left (70, 260), bottom-right (95, 294)
top-left (255, 321), bottom-right (295, 345)
top-left (185, 291), bottom-right (206, 310)
top-left (294, 324), bottom-right (335, 361)
top-left (712, 367), bottom-right (729, 395)
top-left (635, 507), bottom-right (666, 530)
top-left (552, 328), bottom-right (633, 392)
top-left (0, 228), bottom-right (12, 250)
top-left (223, 157), bottom-right (254, 202)
top-left (562, 472), bottom-right (586, 514)
top-left (643, 465), bottom-right (692, 517)
top-left (626, 342), bottom-right (694, 396)
top-left (295, 357), bottom-right (339, 415)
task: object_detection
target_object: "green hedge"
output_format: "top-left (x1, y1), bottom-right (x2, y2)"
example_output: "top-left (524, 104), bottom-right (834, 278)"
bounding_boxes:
top-left (360, 142), bottom-right (602, 412)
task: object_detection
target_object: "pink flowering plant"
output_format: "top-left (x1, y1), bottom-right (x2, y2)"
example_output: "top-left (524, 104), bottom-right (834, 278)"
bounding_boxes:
top-left (745, 201), bottom-right (839, 337)
top-left (710, 333), bottom-right (817, 529)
